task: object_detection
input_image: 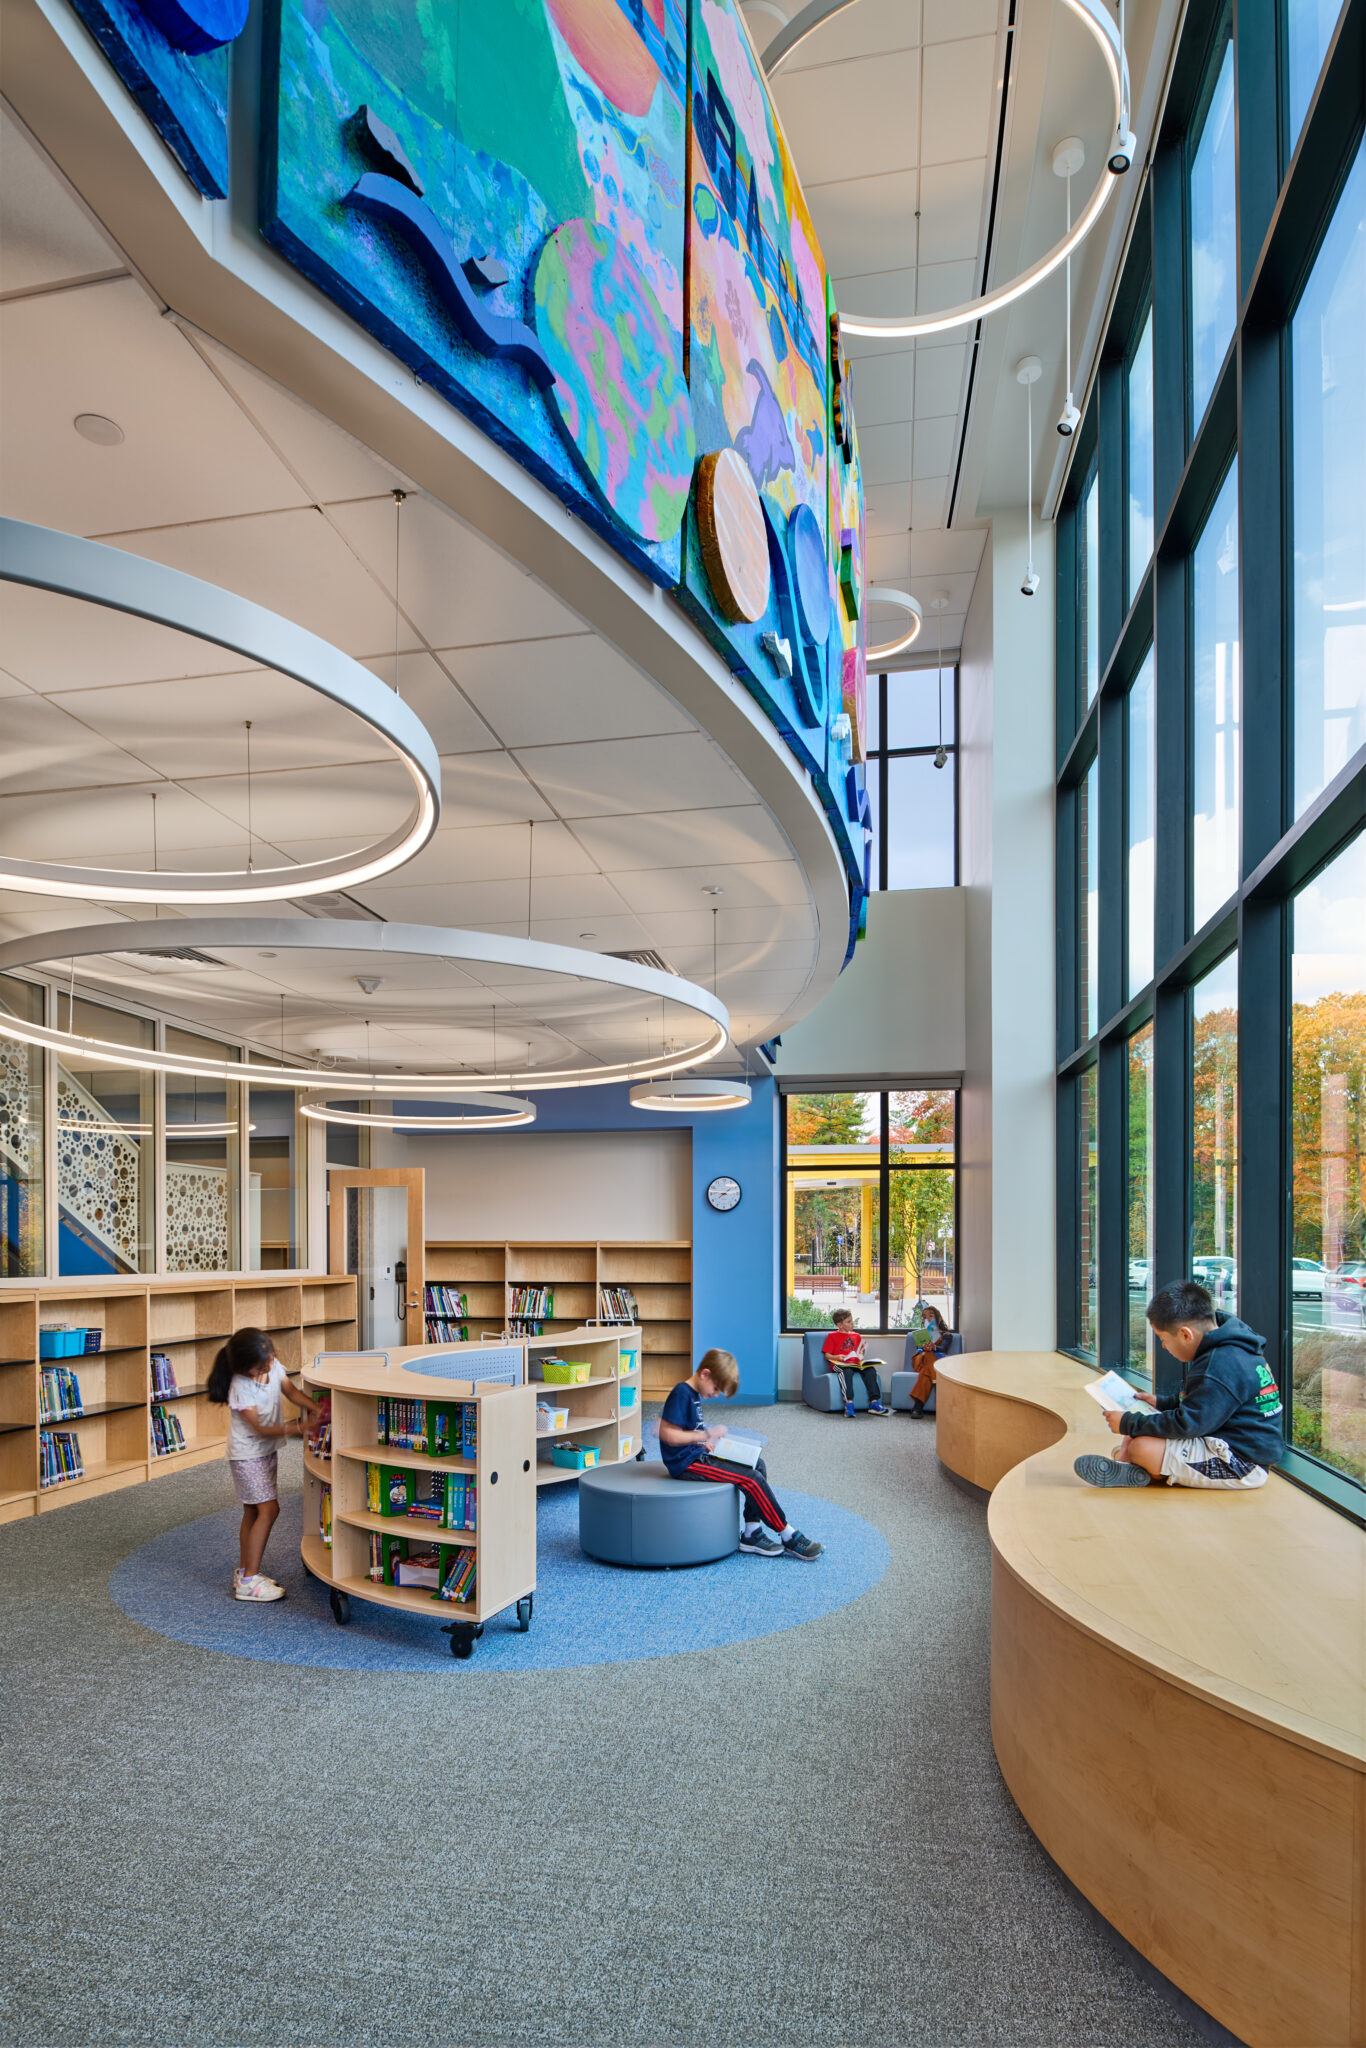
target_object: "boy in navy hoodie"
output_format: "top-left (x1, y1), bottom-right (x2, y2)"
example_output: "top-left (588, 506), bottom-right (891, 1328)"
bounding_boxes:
top-left (1074, 1279), bottom-right (1284, 1490)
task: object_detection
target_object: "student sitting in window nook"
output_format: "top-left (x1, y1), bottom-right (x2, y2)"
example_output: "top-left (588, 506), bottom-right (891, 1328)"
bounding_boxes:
top-left (821, 1310), bottom-right (890, 1416)
top-left (1074, 1279), bottom-right (1284, 1490)
top-left (905, 1304), bottom-right (952, 1415)
top-left (658, 1349), bottom-right (823, 1559)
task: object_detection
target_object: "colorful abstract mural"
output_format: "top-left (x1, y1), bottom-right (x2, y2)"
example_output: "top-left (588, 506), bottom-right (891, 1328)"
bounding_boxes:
top-left (67, 0), bottom-right (242, 196)
top-left (261, 0), bottom-right (691, 584)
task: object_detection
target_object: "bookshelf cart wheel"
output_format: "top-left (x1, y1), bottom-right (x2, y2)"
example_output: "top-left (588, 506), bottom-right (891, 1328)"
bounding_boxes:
top-left (516, 1595), bottom-right (533, 1632)
top-left (329, 1590), bottom-right (352, 1626)
top-left (444, 1620), bottom-right (483, 1659)
top-left (635, 1447), bottom-right (646, 1460)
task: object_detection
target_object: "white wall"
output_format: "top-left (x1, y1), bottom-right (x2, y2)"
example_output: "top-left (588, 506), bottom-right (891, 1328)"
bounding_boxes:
top-left (771, 887), bottom-right (965, 1080)
top-left (374, 1129), bottom-right (691, 1242)
top-left (959, 533), bottom-right (995, 1353)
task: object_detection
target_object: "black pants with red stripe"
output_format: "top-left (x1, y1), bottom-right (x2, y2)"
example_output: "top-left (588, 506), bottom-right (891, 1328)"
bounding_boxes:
top-left (677, 1454), bottom-right (785, 1531)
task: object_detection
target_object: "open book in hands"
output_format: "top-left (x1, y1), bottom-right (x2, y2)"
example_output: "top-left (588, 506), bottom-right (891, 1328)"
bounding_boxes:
top-left (1083, 1370), bottom-right (1148, 1414)
top-left (709, 1428), bottom-right (768, 1468)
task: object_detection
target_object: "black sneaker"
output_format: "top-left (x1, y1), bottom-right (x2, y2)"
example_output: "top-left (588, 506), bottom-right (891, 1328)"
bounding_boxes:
top-left (1073, 1453), bottom-right (1152, 1488)
top-left (782, 1531), bottom-right (823, 1561)
top-left (739, 1528), bottom-right (783, 1557)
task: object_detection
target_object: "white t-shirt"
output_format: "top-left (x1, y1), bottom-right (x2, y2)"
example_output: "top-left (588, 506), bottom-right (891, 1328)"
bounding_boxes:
top-left (227, 1361), bottom-right (287, 1463)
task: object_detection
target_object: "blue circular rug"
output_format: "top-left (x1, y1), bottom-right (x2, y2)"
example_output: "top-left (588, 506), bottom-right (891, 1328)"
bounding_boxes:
top-left (109, 1483), bottom-right (889, 1672)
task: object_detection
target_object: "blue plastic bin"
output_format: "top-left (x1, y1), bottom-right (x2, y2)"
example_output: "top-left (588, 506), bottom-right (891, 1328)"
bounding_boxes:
top-left (40, 1329), bottom-right (86, 1358)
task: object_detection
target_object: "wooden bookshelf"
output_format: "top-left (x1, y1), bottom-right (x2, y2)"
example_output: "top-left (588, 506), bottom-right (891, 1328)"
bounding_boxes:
top-left (527, 1326), bottom-right (643, 1487)
top-left (0, 1274), bottom-right (357, 1523)
top-left (301, 1343), bottom-right (535, 1657)
top-left (422, 1240), bottom-right (690, 1395)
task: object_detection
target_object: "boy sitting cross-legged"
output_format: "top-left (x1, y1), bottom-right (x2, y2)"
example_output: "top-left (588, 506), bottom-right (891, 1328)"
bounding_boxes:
top-left (1074, 1279), bottom-right (1284, 1491)
top-left (658, 1348), bottom-right (823, 1560)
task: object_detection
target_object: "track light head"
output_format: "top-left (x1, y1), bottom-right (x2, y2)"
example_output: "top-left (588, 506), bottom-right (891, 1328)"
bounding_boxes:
top-left (1020, 570), bottom-right (1041, 598)
top-left (933, 745), bottom-right (949, 770)
top-left (1057, 400), bottom-right (1081, 437)
top-left (1109, 127), bottom-right (1136, 174)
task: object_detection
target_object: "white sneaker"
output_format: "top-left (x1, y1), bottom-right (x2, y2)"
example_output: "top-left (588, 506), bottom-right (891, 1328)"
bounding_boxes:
top-left (234, 1573), bottom-right (285, 1602)
top-left (232, 1567), bottom-right (245, 1591)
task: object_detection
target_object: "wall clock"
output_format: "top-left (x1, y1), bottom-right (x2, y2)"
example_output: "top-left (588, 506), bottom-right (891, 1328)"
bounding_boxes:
top-left (706, 1175), bottom-right (742, 1213)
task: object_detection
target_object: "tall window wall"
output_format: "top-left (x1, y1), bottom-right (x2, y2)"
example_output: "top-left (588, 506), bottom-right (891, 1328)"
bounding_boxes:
top-left (863, 668), bottom-right (958, 890)
top-left (782, 1090), bottom-right (958, 1332)
top-left (1055, 0), bottom-right (1365, 1517)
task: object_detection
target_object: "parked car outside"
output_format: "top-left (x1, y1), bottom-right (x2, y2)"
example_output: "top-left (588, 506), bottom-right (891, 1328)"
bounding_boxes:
top-left (1128, 1259), bottom-right (1150, 1291)
top-left (1291, 1257), bottom-right (1327, 1297)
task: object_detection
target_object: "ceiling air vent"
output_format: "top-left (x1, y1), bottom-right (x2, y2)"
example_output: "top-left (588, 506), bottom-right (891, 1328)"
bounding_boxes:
top-left (104, 947), bottom-right (224, 973)
top-left (604, 948), bottom-right (677, 976)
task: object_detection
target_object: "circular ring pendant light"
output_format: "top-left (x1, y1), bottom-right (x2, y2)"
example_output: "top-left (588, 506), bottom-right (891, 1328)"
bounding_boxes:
top-left (301, 1094), bottom-right (536, 1131)
top-left (864, 587), bottom-right (923, 662)
top-left (0, 920), bottom-right (729, 1092)
top-left (760, 0), bottom-right (1131, 339)
top-left (630, 1078), bottom-right (753, 1112)
top-left (0, 519), bottom-right (441, 904)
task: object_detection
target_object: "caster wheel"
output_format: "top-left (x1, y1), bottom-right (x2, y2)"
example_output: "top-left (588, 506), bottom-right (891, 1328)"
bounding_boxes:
top-left (329, 1589), bottom-right (351, 1626)
top-left (635, 1447), bottom-right (646, 1461)
top-left (516, 1594), bottom-right (533, 1632)
top-left (445, 1621), bottom-right (484, 1659)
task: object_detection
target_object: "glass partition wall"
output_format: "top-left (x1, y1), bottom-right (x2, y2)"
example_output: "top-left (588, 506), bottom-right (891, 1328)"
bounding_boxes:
top-left (1055, 0), bottom-right (1364, 1517)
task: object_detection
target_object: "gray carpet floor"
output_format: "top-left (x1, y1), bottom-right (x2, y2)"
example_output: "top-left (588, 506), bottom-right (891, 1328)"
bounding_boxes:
top-left (0, 1403), bottom-right (1210, 2048)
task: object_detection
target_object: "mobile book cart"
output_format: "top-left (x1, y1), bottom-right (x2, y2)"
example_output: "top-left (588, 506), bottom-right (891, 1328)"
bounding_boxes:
top-left (527, 1325), bottom-right (644, 1487)
top-left (301, 1344), bottom-right (536, 1659)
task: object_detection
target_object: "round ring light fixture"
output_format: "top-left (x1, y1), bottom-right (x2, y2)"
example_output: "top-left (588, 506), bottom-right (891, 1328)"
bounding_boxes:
top-left (301, 1094), bottom-right (537, 1131)
top-left (761, 0), bottom-right (1131, 339)
top-left (0, 921), bottom-right (729, 1093)
top-left (864, 587), bottom-right (923, 662)
top-left (0, 519), bottom-right (442, 904)
top-left (630, 1078), bottom-right (753, 1112)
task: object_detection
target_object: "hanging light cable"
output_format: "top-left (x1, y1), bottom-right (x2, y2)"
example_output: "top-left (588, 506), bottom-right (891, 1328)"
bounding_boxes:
top-left (1053, 139), bottom-right (1085, 435)
top-left (391, 489), bottom-right (405, 700)
top-left (1016, 356), bottom-right (1043, 596)
top-left (631, 904), bottom-right (751, 1111)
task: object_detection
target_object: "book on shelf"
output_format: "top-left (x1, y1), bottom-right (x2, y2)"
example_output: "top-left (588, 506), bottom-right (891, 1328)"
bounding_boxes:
top-left (437, 1549), bottom-right (477, 1604)
top-left (39, 1428), bottom-right (85, 1487)
top-left (150, 1403), bottom-right (187, 1456)
top-left (367, 1531), bottom-right (468, 1595)
top-left (366, 1461), bottom-right (476, 1530)
top-left (377, 1398), bottom-right (477, 1462)
top-left (510, 1284), bottom-right (553, 1326)
top-left (39, 1366), bottom-right (84, 1422)
top-left (423, 1284), bottom-right (468, 1344)
top-left (150, 1351), bottom-right (180, 1399)
top-left (319, 1482), bottom-right (332, 1548)
top-left (598, 1285), bottom-right (639, 1325)
top-left (308, 1394), bottom-right (332, 1462)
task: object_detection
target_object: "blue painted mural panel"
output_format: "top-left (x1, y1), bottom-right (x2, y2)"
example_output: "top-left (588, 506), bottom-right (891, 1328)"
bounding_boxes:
top-left (68, 0), bottom-right (238, 197)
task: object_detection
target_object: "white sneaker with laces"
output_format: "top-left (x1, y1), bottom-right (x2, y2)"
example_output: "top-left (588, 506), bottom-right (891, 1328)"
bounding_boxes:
top-left (235, 1573), bottom-right (285, 1602)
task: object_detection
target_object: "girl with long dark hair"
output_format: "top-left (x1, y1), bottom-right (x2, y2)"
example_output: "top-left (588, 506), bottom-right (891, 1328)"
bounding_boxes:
top-left (207, 1328), bottom-right (318, 1601)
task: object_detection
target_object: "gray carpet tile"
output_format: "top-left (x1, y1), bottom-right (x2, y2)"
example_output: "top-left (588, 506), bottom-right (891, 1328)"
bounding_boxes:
top-left (0, 1404), bottom-right (1209, 2048)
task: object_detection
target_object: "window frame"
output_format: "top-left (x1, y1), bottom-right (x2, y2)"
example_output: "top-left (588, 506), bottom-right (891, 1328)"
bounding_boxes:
top-left (863, 666), bottom-right (960, 891)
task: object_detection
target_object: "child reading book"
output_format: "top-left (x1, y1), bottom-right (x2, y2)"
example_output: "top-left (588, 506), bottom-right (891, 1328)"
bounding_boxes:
top-left (207, 1328), bottom-right (320, 1599)
top-left (658, 1349), bottom-right (822, 1560)
top-left (821, 1310), bottom-right (890, 1416)
top-left (1074, 1280), bottom-right (1284, 1490)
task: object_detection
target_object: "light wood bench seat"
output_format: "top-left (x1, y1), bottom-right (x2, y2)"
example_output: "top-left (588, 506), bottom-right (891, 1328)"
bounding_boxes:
top-left (935, 1352), bottom-right (1365, 2048)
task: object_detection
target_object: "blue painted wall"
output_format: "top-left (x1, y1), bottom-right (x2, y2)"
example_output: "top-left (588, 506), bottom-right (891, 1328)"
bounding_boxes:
top-left (414, 1076), bottom-right (781, 1404)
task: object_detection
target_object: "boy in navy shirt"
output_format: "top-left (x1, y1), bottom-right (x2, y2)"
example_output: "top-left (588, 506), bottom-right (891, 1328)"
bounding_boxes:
top-left (658, 1349), bottom-right (822, 1559)
top-left (1075, 1279), bottom-right (1285, 1490)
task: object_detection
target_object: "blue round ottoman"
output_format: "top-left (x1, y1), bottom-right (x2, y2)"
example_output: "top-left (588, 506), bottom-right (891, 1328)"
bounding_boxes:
top-left (578, 1460), bottom-right (740, 1568)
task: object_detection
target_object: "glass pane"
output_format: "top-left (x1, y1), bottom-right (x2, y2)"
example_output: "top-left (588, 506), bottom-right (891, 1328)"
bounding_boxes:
top-left (786, 1092), bottom-right (880, 1150)
top-left (54, 994), bottom-right (153, 1276)
top-left (865, 672), bottom-right (881, 752)
top-left (888, 1168), bottom-right (955, 1330)
top-left (1191, 953), bottom-right (1239, 1314)
top-left (1191, 463), bottom-right (1240, 931)
top-left (886, 666), bottom-right (955, 748)
top-left (886, 753), bottom-right (955, 889)
top-left (1127, 1022), bottom-right (1155, 1375)
top-left (787, 1176), bottom-right (881, 1329)
top-left (1127, 307), bottom-right (1155, 603)
top-left (1079, 759), bottom-right (1098, 1040)
top-left (1083, 470), bottom-right (1100, 704)
top-left (166, 1028), bottom-right (240, 1273)
top-left (1127, 650), bottom-right (1156, 996)
top-left (1290, 831), bottom-right (1366, 1487)
top-left (1287, 0), bottom-right (1344, 144)
top-left (1291, 139), bottom-right (1366, 820)
top-left (865, 757), bottom-right (882, 892)
top-left (248, 1088), bottom-right (304, 1270)
top-left (888, 1089), bottom-right (955, 1167)
top-left (1189, 32), bottom-right (1237, 425)
top-left (1078, 1067), bottom-right (1098, 1359)
top-left (325, 1108), bottom-right (363, 1170)
top-left (0, 974), bottom-right (44, 1277)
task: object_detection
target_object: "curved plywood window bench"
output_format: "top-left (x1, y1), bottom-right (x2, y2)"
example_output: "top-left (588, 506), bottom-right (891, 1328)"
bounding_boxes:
top-left (935, 1355), bottom-right (1365, 2048)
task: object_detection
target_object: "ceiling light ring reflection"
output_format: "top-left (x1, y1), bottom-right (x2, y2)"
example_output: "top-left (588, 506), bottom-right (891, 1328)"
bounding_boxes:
top-left (765, 0), bottom-right (1129, 340)
top-left (864, 587), bottom-right (923, 662)
top-left (300, 1094), bottom-right (537, 1132)
top-left (0, 920), bottom-right (730, 1093)
top-left (0, 519), bottom-right (442, 904)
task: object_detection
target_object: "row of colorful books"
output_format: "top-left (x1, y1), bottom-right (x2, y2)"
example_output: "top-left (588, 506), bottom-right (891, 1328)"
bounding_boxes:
top-left (39, 1366), bottom-right (84, 1422)
top-left (510, 1284), bottom-right (554, 1320)
top-left (424, 1315), bottom-right (468, 1344)
top-left (150, 1351), bottom-right (180, 1398)
top-left (424, 1284), bottom-right (468, 1318)
top-left (366, 1531), bottom-right (475, 1603)
top-left (308, 1397), bottom-right (332, 1462)
top-left (598, 1286), bottom-right (639, 1324)
top-left (39, 1429), bottom-right (84, 1487)
top-left (376, 1397), bottom-right (477, 1461)
top-left (365, 1461), bottom-right (477, 1530)
top-left (150, 1404), bottom-right (187, 1457)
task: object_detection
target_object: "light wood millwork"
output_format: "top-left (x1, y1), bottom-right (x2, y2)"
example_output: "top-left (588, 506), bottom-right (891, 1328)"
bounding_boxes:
top-left (303, 1343), bottom-right (535, 1631)
top-left (0, 1275), bottom-right (356, 1522)
top-left (525, 1327), bottom-right (642, 1485)
top-left (327, 1168), bottom-right (426, 1349)
top-left (937, 1353), bottom-right (1366, 2048)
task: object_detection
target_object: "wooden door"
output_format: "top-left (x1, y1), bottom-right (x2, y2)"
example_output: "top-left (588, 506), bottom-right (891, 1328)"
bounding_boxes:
top-left (327, 1169), bottom-right (426, 1351)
